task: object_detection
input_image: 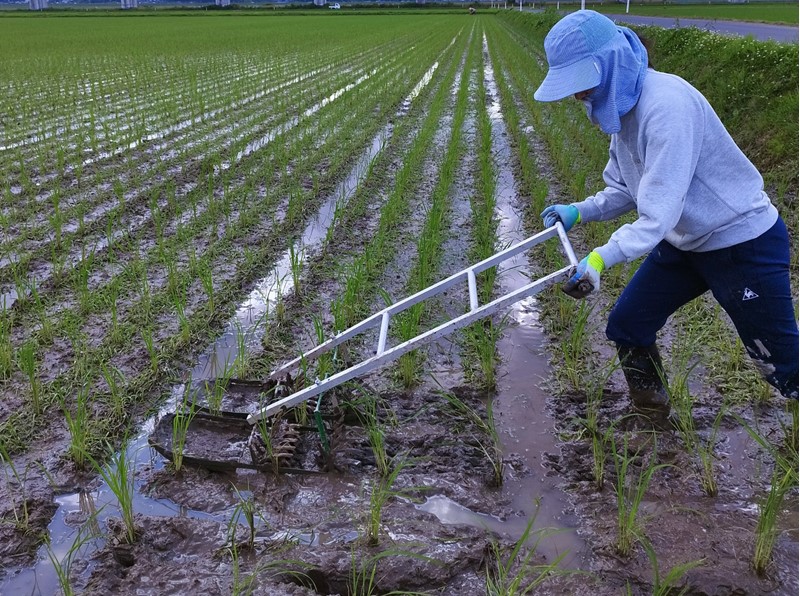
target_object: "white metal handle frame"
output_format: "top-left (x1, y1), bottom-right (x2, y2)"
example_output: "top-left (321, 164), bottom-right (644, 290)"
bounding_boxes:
top-left (248, 223), bottom-right (577, 424)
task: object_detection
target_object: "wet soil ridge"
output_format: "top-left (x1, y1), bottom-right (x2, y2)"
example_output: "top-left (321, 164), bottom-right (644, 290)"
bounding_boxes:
top-left (0, 13), bottom-right (797, 596)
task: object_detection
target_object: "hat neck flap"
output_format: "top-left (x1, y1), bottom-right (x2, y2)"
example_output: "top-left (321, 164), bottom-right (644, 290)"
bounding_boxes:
top-left (586, 26), bottom-right (648, 135)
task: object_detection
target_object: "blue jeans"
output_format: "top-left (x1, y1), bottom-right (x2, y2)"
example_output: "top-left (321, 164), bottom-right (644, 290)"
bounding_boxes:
top-left (607, 217), bottom-right (799, 399)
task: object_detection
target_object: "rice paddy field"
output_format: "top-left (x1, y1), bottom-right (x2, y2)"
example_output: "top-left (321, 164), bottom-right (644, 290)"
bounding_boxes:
top-left (0, 10), bottom-right (797, 595)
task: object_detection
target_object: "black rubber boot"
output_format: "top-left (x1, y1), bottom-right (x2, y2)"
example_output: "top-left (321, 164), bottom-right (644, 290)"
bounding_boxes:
top-left (617, 344), bottom-right (671, 418)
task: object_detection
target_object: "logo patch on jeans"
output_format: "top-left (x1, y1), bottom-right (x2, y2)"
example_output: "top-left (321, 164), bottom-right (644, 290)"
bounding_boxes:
top-left (742, 287), bottom-right (759, 301)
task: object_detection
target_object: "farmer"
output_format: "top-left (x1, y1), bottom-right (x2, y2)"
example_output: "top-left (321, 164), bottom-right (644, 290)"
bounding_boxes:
top-left (535, 10), bottom-right (799, 415)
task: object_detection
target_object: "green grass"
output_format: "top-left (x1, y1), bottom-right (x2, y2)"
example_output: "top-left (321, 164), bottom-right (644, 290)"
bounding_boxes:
top-left (589, 3), bottom-right (798, 25)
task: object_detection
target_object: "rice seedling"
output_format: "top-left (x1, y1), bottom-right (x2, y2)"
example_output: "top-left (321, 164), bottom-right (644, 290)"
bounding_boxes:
top-left (233, 322), bottom-right (252, 379)
top-left (0, 316), bottom-right (13, 381)
top-left (30, 284), bottom-right (55, 343)
top-left (226, 537), bottom-right (313, 596)
top-left (105, 279), bottom-right (121, 338)
top-left (752, 466), bottom-right (794, 576)
top-left (272, 272), bottom-right (287, 325)
top-left (49, 241), bottom-right (68, 283)
top-left (44, 517), bottom-right (97, 596)
top-left (197, 259), bottom-right (215, 311)
top-left (61, 385), bottom-right (91, 469)
top-left (611, 434), bottom-right (671, 557)
top-left (639, 535), bottom-right (704, 596)
top-left (558, 300), bottom-right (593, 393)
top-left (463, 317), bottom-right (505, 391)
top-left (87, 443), bottom-right (137, 544)
top-left (73, 255), bottom-right (93, 314)
top-left (312, 314), bottom-right (334, 381)
top-left (348, 548), bottom-right (434, 596)
top-left (174, 293), bottom-right (191, 344)
top-left (664, 316), bottom-right (737, 495)
top-left (440, 389), bottom-right (504, 487)
top-left (204, 361), bottom-right (235, 416)
top-left (364, 454), bottom-right (419, 546)
top-left (325, 194), bottom-right (347, 246)
top-left (396, 307), bottom-right (423, 388)
top-left (354, 388), bottom-right (391, 477)
top-left (101, 364), bottom-right (127, 421)
top-left (0, 441), bottom-right (31, 532)
top-left (16, 340), bottom-right (42, 415)
top-left (580, 359), bottom-right (620, 491)
top-left (734, 402), bottom-right (799, 575)
top-left (253, 405), bottom-right (284, 475)
top-left (484, 507), bottom-right (571, 595)
top-left (289, 242), bottom-right (304, 296)
top-left (171, 388), bottom-right (197, 474)
top-left (228, 485), bottom-right (260, 551)
top-left (227, 540), bottom-right (252, 596)
top-left (140, 326), bottom-right (159, 374)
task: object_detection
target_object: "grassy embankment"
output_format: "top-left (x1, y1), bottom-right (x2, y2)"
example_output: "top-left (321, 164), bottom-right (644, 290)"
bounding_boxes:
top-left (590, 3), bottom-right (798, 25)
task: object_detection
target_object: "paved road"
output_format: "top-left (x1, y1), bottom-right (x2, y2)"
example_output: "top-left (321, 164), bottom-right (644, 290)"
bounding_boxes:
top-left (603, 13), bottom-right (798, 44)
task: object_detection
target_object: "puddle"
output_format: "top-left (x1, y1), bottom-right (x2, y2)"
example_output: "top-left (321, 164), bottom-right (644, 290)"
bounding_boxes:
top-left (417, 494), bottom-right (505, 530)
top-left (268, 526), bottom-right (360, 547)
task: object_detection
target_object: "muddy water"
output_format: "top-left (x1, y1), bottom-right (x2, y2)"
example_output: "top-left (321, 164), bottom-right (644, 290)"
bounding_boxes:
top-left (486, 34), bottom-right (585, 566)
top-left (0, 126), bottom-right (390, 595)
top-left (418, 37), bottom-right (585, 568)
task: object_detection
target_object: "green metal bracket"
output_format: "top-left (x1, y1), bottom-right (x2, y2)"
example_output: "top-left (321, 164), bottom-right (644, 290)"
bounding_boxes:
top-left (314, 394), bottom-right (330, 455)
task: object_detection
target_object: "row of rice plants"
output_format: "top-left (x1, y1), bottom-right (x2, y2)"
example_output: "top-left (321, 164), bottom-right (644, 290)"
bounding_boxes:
top-left (327, 31), bottom-right (468, 337)
top-left (0, 22), bottom-right (460, 461)
top-left (394, 28), bottom-right (478, 387)
top-left (460, 33), bottom-right (501, 391)
top-left (670, 295), bottom-right (798, 574)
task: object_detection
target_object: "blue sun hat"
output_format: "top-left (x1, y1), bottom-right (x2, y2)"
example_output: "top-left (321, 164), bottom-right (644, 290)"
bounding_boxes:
top-left (534, 10), bottom-right (648, 134)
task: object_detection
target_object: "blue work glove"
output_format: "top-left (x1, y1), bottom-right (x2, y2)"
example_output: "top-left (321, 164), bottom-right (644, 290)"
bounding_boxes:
top-left (541, 204), bottom-right (581, 232)
top-left (562, 251), bottom-right (604, 299)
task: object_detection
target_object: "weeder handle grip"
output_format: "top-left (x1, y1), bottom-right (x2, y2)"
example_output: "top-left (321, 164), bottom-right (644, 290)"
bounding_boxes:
top-left (561, 267), bottom-right (594, 299)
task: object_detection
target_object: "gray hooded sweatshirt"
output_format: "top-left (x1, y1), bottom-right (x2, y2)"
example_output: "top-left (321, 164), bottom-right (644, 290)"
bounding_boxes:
top-left (573, 69), bottom-right (778, 269)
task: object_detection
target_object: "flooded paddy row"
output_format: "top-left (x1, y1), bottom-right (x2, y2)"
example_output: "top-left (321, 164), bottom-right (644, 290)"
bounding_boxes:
top-left (0, 12), bottom-right (796, 596)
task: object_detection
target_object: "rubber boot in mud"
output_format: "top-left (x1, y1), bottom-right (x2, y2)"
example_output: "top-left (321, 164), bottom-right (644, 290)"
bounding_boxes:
top-left (617, 344), bottom-right (672, 426)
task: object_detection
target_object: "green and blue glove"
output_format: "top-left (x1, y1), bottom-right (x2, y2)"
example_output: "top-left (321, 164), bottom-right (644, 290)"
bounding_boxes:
top-left (541, 204), bottom-right (580, 232)
top-left (562, 251), bottom-right (604, 299)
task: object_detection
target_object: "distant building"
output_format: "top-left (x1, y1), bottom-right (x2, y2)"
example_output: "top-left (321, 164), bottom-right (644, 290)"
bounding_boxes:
top-left (29, 0), bottom-right (48, 10)
top-left (215, 0), bottom-right (231, 5)
top-left (121, 0), bottom-right (139, 8)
